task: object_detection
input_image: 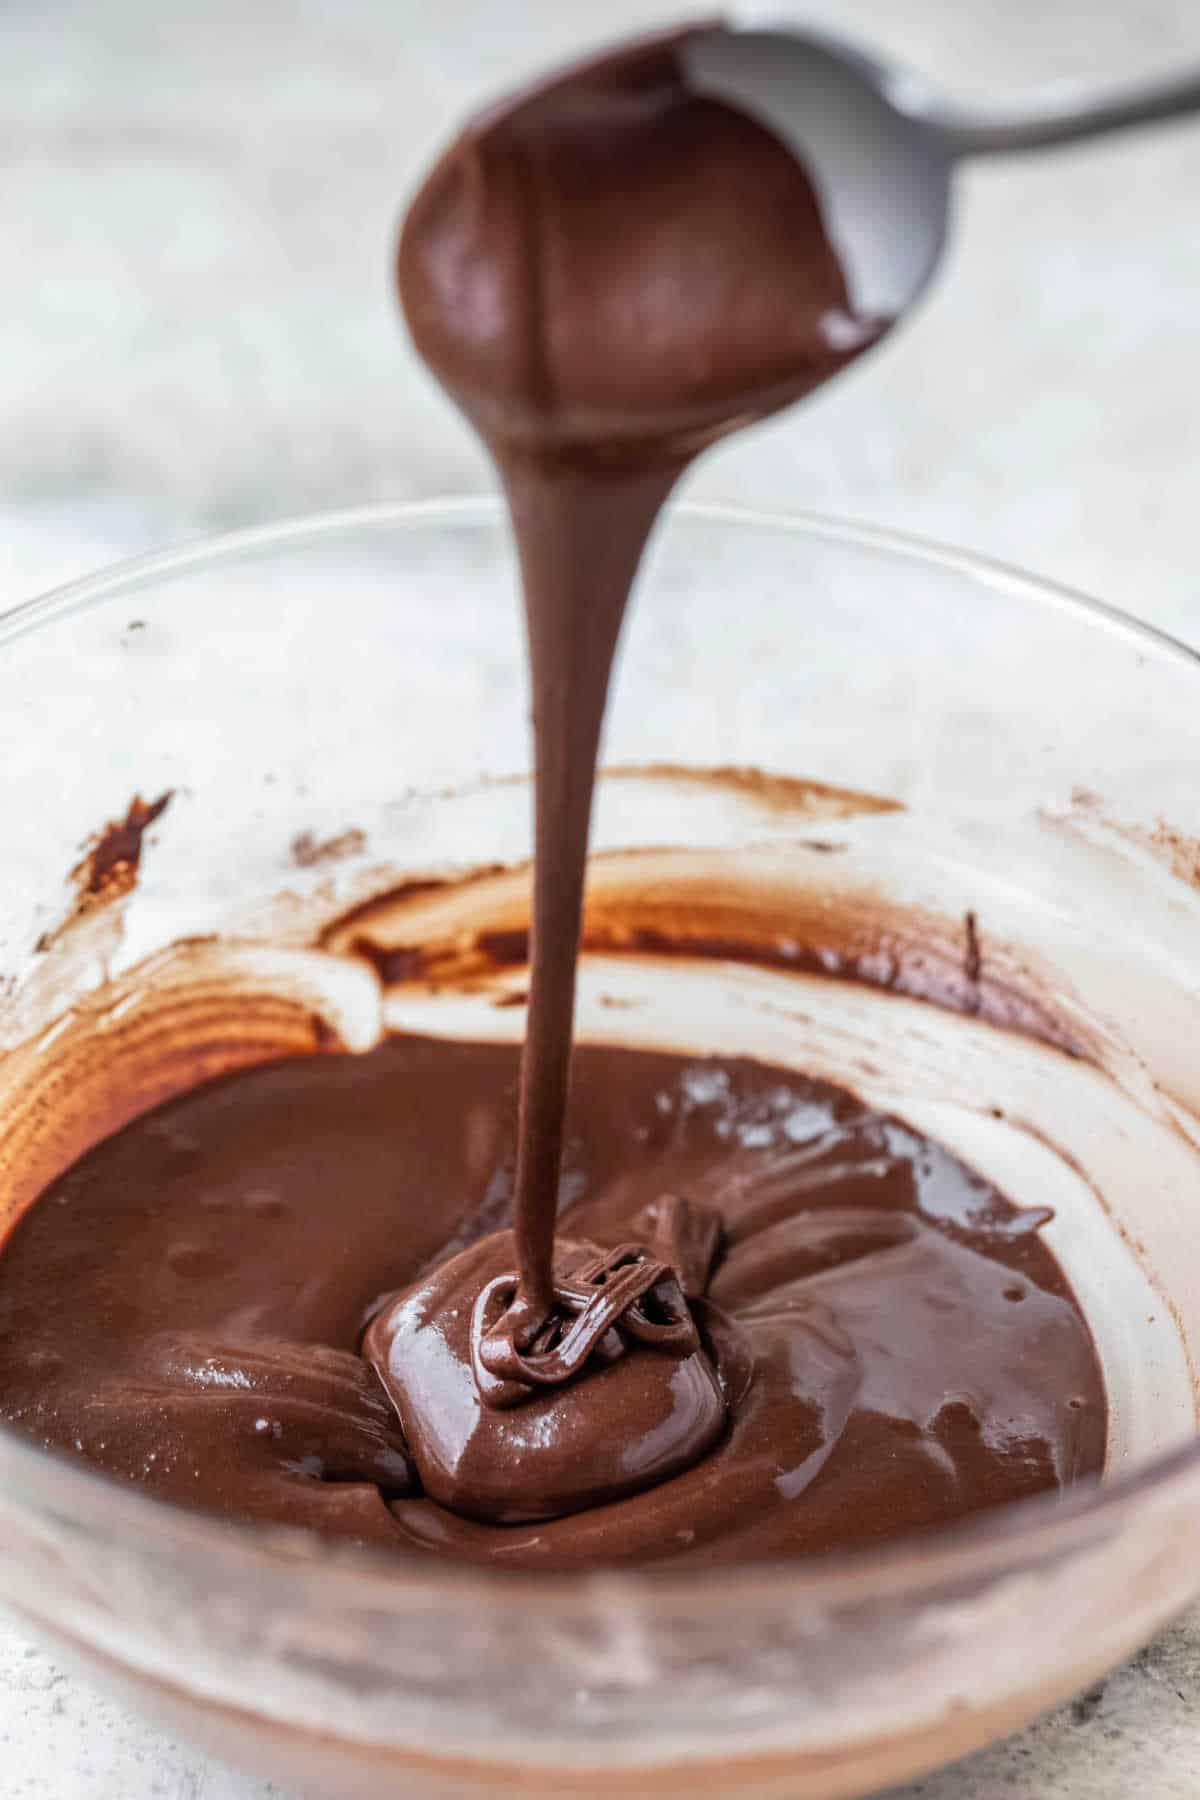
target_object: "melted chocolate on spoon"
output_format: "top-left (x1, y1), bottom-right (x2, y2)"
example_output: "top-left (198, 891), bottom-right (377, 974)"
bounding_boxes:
top-left (371, 26), bottom-right (883, 1508)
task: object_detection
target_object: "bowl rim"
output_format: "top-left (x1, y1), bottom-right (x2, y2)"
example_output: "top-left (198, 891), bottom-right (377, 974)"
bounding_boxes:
top-left (3, 492), bottom-right (1199, 673)
top-left (2, 492), bottom-right (1198, 1616)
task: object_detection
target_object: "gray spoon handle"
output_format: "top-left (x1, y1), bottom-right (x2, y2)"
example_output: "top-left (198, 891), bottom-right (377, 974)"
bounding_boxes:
top-left (936, 68), bottom-right (1200, 158)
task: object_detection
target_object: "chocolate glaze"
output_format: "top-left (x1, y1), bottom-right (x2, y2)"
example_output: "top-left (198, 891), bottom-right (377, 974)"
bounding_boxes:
top-left (323, 851), bottom-right (1095, 1080)
top-left (366, 1227), bottom-right (731, 1525)
top-left (393, 25), bottom-right (882, 1458)
top-left (73, 791), bottom-right (173, 903)
top-left (0, 1040), bottom-right (1104, 1563)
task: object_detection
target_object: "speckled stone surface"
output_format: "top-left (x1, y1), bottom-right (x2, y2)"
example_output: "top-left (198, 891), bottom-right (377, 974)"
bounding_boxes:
top-left (1, 1610), bottom-right (1199, 1800)
top-left (3, 0), bottom-right (1200, 1793)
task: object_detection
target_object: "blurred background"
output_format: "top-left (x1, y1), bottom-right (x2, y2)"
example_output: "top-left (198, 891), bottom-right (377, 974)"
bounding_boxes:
top-left (4, 0), bottom-right (1200, 639)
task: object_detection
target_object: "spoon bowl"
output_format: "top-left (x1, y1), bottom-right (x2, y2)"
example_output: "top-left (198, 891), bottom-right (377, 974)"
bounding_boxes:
top-left (685, 20), bottom-right (1200, 329)
top-left (685, 28), bottom-right (952, 321)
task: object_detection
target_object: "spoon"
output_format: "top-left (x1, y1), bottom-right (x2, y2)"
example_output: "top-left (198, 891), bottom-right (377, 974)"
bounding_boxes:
top-left (683, 25), bottom-right (1200, 319)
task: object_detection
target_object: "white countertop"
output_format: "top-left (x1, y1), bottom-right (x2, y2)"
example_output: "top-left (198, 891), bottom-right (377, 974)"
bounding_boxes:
top-left (4, 0), bottom-right (1200, 1793)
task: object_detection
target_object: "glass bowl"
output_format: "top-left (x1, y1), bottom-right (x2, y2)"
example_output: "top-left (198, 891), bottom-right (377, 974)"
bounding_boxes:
top-left (0, 499), bottom-right (1199, 1799)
